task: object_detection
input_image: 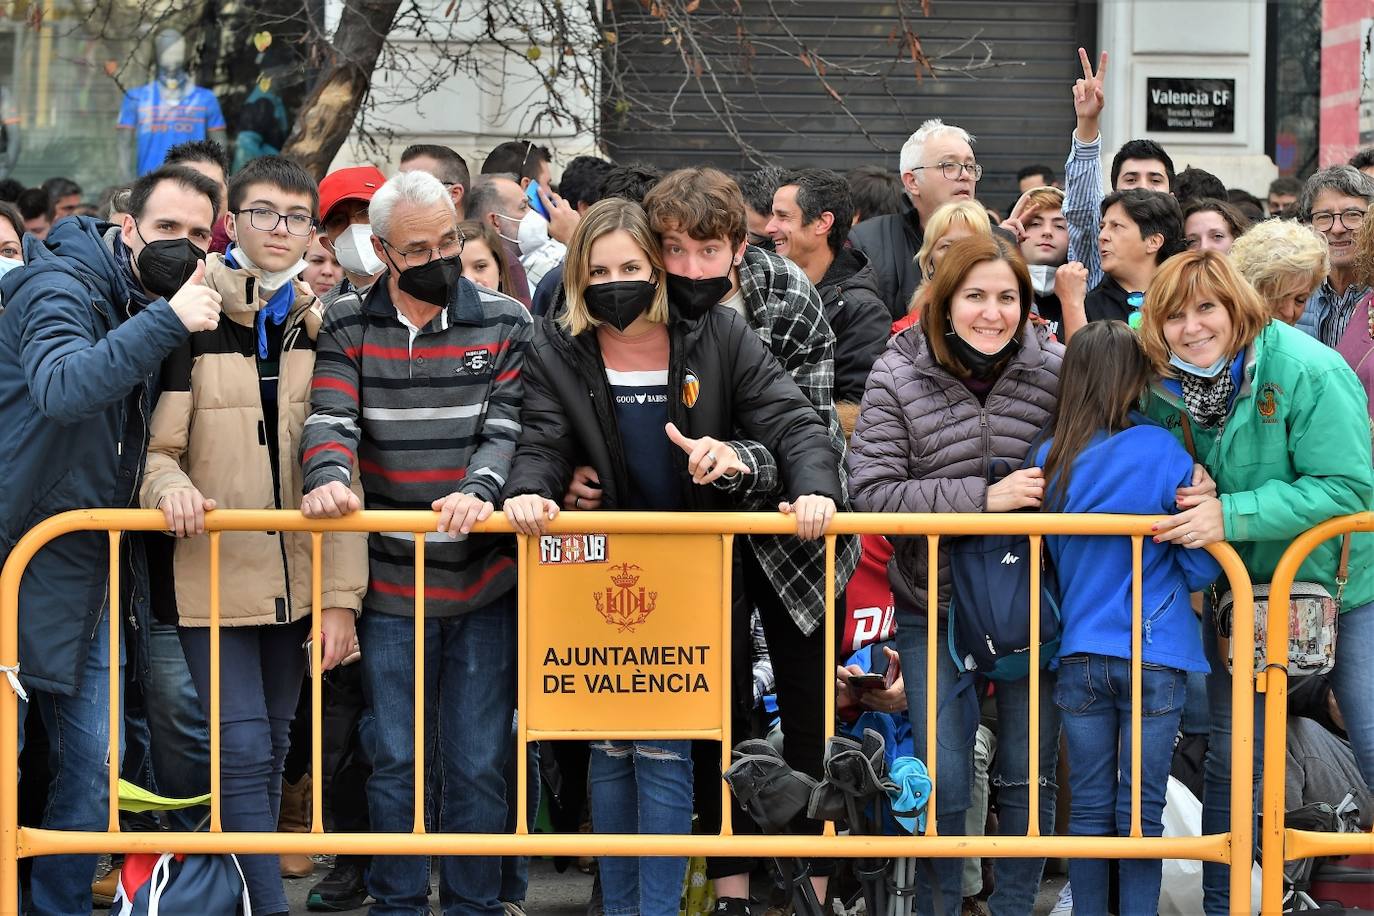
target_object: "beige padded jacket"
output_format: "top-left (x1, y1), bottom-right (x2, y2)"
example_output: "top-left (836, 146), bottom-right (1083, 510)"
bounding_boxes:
top-left (140, 254), bottom-right (367, 627)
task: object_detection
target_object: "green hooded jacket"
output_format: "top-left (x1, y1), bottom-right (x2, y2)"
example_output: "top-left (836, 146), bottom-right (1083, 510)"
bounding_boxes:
top-left (1144, 319), bottom-right (1374, 609)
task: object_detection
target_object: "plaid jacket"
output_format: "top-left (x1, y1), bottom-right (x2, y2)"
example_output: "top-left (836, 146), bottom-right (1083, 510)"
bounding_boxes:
top-left (726, 246), bottom-right (860, 636)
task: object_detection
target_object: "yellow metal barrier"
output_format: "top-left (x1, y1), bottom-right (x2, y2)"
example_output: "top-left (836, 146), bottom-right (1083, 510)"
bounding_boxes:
top-left (0, 509), bottom-right (1257, 914)
top-left (1260, 512), bottom-right (1374, 914)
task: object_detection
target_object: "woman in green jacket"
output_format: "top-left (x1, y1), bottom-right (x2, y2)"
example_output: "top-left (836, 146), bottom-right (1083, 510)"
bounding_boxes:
top-left (1138, 250), bottom-right (1374, 915)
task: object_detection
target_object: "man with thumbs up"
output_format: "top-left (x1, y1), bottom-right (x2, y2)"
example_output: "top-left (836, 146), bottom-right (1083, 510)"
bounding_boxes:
top-left (0, 163), bottom-right (219, 914)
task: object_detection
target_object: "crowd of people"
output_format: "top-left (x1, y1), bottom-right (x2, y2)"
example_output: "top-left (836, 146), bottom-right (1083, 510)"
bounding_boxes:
top-left (1, 44), bottom-right (1373, 916)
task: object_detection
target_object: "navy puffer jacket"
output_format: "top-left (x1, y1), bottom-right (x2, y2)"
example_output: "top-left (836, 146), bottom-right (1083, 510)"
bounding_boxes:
top-left (0, 217), bottom-right (187, 694)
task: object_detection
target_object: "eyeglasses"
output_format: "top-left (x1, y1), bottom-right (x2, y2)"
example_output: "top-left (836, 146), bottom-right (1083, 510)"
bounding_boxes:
top-left (235, 208), bottom-right (316, 237)
top-left (1311, 209), bottom-right (1366, 233)
top-left (378, 232), bottom-right (465, 269)
top-left (913, 161), bottom-right (982, 181)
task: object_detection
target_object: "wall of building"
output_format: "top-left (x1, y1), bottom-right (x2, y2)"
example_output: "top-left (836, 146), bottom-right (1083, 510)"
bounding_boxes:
top-left (1318, 0), bottom-right (1372, 166)
top-left (1096, 0), bottom-right (1276, 196)
top-left (326, 0), bottom-right (600, 179)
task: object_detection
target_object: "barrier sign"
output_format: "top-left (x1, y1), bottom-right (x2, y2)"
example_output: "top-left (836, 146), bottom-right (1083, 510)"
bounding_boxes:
top-left (523, 532), bottom-right (728, 734)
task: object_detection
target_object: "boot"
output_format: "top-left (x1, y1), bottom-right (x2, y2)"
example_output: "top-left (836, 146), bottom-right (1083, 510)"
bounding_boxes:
top-left (278, 773), bottom-right (316, 878)
top-left (92, 864), bottom-right (121, 907)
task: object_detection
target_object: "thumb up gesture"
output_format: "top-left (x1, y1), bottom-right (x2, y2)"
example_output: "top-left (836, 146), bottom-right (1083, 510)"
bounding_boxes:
top-left (168, 257), bottom-right (221, 333)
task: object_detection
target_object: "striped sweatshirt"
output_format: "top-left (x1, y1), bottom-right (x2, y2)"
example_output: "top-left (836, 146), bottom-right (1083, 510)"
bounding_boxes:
top-left (301, 276), bottom-right (532, 617)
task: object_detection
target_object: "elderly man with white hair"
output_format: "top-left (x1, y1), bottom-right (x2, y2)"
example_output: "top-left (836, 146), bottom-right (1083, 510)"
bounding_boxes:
top-left (848, 118), bottom-right (980, 319)
top-left (300, 169), bottom-right (532, 913)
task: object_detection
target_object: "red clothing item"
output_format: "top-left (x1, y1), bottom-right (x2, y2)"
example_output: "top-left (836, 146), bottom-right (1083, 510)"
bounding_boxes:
top-left (842, 534), bottom-right (896, 654)
top-left (890, 311), bottom-right (918, 336)
top-left (210, 214), bottom-right (230, 255)
top-left (501, 238), bottom-right (533, 308)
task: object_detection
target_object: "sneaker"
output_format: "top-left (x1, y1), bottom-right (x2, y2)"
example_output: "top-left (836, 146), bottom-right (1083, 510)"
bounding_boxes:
top-left (503, 902), bottom-right (528, 916)
top-left (716, 896), bottom-right (752, 916)
top-left (306, 856), bottom-right (369, 911)
top-left (1048, 882), bottom-right (1073, 915)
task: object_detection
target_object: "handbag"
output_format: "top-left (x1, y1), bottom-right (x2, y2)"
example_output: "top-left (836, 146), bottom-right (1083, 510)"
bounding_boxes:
top-left (1213, 534), bottom-right (1348, 678)
top-left (1175, 410), bottom-right (1348, 678)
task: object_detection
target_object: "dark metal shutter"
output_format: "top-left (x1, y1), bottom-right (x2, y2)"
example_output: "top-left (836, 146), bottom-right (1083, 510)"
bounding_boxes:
top-left (602, 0), bottom-right (1096, 205)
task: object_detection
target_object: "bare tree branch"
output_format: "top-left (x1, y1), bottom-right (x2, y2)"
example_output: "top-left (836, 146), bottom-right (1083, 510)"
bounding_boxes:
top-left (61, 0), bottom-right (1013, 176)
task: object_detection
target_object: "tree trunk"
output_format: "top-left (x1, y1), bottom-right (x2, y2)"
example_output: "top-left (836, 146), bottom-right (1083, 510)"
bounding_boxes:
top-left (281, 0), bottom-right (402, 179)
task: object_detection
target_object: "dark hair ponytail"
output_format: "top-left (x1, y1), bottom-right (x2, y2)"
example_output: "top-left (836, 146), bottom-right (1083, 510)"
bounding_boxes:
top-left (1042, 321), bottom-right (1151, 509)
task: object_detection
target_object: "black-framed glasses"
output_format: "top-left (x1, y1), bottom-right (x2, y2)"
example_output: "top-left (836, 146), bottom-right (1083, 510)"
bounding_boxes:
top-left (235, 208), bottom-right (316, 237)
top-left (378, 232), bottom-right (465, 269)
top-left (913, 161), bottom-right (982, 181)
top-left (1311, 208), bottom-right (1366, 233)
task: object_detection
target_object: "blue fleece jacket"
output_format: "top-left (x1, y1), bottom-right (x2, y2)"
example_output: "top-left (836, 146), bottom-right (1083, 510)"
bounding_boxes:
top-left (1035, 418), bottom-right (1219, 673)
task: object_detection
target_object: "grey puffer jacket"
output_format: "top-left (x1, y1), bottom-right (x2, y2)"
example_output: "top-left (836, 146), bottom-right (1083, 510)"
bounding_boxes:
top-left (846, 321), bottom-right (1063, 620)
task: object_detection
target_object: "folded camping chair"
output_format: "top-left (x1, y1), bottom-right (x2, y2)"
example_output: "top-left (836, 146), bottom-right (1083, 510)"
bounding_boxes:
top-left (723, 739), bottom-right (826, 916)
top-left (1282, 791), bottom-right (1361, 912)
top-left (809, 730), bottom-right (897, 916)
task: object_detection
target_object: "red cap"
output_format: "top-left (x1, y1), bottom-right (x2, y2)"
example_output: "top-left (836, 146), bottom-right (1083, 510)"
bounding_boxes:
top-left (319, 166), bottom-right (387, 224)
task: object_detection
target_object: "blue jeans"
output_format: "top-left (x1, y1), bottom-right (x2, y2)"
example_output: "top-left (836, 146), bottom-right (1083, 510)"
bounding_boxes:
top-left (589, 740), bottom-right (693, 916)
top-left (18, 613), bottom-right (123, 916)
top-left (143, 621), bottom-right (209, 828)
top-left (1198, 596), bottom-right (1263, 916)
top-left (500, 723), bottom-right (539, 903)
top-left (361, 597), bottom-right (515, 916)
top-left (1201, 597), bottom-right (1374, 914)
top-left (1055, 654), bottom-right (1185, 916)
top-left (180, 619), bottom-right (309, 915)
top-left (985, 674), bottom-right (1058, 916)
top-left (893, 615), bottom-right (1058, 916)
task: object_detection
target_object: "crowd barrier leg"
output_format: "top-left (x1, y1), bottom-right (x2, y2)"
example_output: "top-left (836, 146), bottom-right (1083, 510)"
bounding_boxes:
top-left (1260, 513), bottom-right (1374, 914)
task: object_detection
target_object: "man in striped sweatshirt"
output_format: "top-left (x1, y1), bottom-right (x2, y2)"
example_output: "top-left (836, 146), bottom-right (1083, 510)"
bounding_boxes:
top-left (300, 170), bottom-right (532, 913)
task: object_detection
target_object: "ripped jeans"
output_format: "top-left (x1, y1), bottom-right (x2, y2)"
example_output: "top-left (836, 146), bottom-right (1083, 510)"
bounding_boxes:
top-left (590, 739), bottom-right (694, 916)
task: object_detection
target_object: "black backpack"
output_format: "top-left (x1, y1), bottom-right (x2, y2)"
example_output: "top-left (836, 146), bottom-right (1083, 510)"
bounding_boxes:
top-left (946, 445), bottom-right (1062, 681)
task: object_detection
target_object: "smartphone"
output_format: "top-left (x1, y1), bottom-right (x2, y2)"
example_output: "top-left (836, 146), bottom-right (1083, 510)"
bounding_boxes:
top-left (847, 673), bottom-right (886, 691)
top-left (525, 182), bottom-right (549, 219)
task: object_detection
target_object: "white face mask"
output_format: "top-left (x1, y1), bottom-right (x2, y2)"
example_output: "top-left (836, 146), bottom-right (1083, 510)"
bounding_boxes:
top-left (494, 212), bottom-right (521, 247)
top-left (229, 244), bottom-right (306, 292)
top-left (331, 224), bottom-right (385, 278)
top-left (0, 255), bottom-right (22, 280)
top-left (514, 210), bottom-right (549, 257)
top-left (1028, 264), bottom-right (1057, 298)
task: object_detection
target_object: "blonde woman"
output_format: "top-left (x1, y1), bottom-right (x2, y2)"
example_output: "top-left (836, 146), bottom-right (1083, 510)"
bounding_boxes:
top-left (1229, 219), bottom-right (1328, 325)
top-left (892, 199), bottom-right (993, 333)
top-left (503, 197), bottom-right (843, 916)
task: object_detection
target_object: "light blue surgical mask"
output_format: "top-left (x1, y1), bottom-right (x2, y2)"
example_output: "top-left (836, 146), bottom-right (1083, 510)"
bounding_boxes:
top-left (0, 255), bottom-right (22, 278)
top-left (1168, 350), bottom-right (1230, 379)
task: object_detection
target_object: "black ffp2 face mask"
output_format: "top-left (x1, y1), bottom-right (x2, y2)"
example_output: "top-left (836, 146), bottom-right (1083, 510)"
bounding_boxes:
top-left (944, 327), bottom-right (1019, 380)
top-left (583, 280), bottom-right (657, 331)
top-left (398, 255), bottom-right (461, 308)
top-left (134, 226), bottom-right (206, 300)
top-left (665, 273), bottom-right (732, 321)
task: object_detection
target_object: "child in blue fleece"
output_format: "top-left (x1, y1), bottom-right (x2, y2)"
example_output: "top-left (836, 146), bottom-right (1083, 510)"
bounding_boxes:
top-left (1034, 321), bottom-right (1220, 916)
